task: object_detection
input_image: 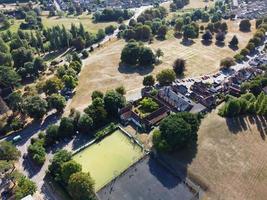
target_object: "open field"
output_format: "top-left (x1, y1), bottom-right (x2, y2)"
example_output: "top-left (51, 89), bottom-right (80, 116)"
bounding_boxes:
top-left (68, 19), bottom-right (255, 111)
top-left (41, 13), bottom-right (117, 34)
top-left (150, 19), bottom-right (256, 77)
top-left (72, 129), bottom-right (143, 190)
top-left (98, 156), bottom-right (195, 200)
top-left (165, 106), bottom-right (267, 200)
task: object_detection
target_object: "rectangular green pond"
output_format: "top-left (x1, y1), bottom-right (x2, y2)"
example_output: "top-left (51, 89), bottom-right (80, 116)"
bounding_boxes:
top-left (72, 129), bottom-right (144, 191)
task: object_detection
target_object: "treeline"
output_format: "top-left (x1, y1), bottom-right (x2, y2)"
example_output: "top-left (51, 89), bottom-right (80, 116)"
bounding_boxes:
top-left (0, 22), bottom-right (105, 88)
top-left (119, 6), bottom-right (168, 41)
top-left (219, 92), bottom-right (267, 117)
top-left (170, 0), bottom-right (190, 11)
top-left (48, 150), bottom-right (97, 200)
top-left (234, 19), bottom-right (267, 62)
top-left (93, 8), bottom-right (134, 22)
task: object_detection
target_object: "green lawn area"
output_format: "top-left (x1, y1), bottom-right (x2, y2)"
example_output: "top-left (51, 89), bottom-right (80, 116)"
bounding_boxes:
top-left (41, 13), bottom-right (117, 34)
top-left (72, 129), bottom-right (144, 191)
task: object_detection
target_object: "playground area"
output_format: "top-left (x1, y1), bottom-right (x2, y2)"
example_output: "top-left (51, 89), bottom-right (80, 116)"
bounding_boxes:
top-left (72, 129), bottom-right (144, 191)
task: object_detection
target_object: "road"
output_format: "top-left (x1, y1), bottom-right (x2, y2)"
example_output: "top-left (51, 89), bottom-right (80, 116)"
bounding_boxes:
top-left (53, 0), bottom-right (61, 12)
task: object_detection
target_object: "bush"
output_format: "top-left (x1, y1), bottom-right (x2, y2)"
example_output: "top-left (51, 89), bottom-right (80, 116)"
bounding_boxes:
top-left (82, 50), bottom-right (89, 58)
top-left (220, 57), bottom-right (235, 69)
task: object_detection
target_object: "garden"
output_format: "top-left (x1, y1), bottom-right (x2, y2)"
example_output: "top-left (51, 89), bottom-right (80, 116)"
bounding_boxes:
top-left (72, 128), bottom-right (144, 190)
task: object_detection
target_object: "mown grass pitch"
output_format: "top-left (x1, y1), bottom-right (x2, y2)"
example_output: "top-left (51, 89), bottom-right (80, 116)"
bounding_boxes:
top-left (72, 129), bottom-right (143, 191)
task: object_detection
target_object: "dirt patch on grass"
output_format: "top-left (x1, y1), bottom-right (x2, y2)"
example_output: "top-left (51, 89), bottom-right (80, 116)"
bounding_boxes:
top-left (168, 106), bottom-right (267, 200)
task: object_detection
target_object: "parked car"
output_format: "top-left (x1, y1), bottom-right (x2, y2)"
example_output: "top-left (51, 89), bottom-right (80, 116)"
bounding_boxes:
top-left (12, 135), bottom-right (22, 143)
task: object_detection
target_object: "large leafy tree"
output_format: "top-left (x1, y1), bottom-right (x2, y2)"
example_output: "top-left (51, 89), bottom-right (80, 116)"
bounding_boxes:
top-left (14, 175), bottom-right (37, 200)
top-left (22, 96), bottom-right (48, 119)
top-left (78, 114), bottom-right (93, 133)
top-left (43, 77), bottom-right (64, 95)
top-left (68, 172), bottom-right (97, 200)
top-left (153, 113), bottom-right (200, 151)
top-left (143, 75), bottom-right (155, 87)
top-left (48, 150), bottom-right (72, 180)
top-left (0, 141), bottom-right (21, 161)
top-left (47, 93), bottom-right (66, 112)
top-left (0, 66), bottom-right (21, 88)
top-left (61, 160), bottom-right (82, 185)
top-left (156, 69), bottom-right (176, 86)
top-left (11, 47), bottom-right (33, 69)
top-left (120, 40), bottom-right (140, 65)
top-left (104, 90), bottom-right (126, 116)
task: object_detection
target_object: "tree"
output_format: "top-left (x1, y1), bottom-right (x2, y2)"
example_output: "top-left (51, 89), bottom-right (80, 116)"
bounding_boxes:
top-left (0, 66), bottom-right (21, 88)
top-left (153, 113), bottom-right (200, 151)
top-left (104, 90), bottom-right (126, 116)
top-left (91, 90), bottom-right (104, 100)
top-left (174, 18), bottom-right (184, 33)
top-left (14, 175), bottom-right (37, 200)
top-left (229, 35), bottom-right (239, 47)
top-left (48, 150), bottom-right (72, 180)
top-left (135, 25), bottom-right (152, 41)
top-left (23, 96), bottom-right (48, 119)
top-left (28, 141), bottom-right (46, 165)
top-left (155, 48), bottom-right (164, 61)
top-left (202, 30), bottom-right (212, 42)
top-left (61, 160), bottom-right (82, 185)
top-left (143, 75), bottom-right (155, 87)
top-left (45, 125), bottom-right (59, 146)
top-left (47, 94), bottom-right (66, 112)
top-left (105, 25), bottom-right (116, 35)
top-left (43, 77), bottom-right (63, 95)
top-left (157, 25), bottom-right (168, 39)
top-left (58, 117), bottom-right (75, 137)
top-left (220, 57), bottom-right (235, 69)
top-left (224, 99), bottom-right (241, 117)
top-left (72, 37), bottom-right (85, 51)
top-left (239, 19), bottom-right (251, 32)
top-left (0, 141), bottom-right (21, 161)
top-left (215, 31), bottom-right (225, 43)
top-left (183, 24), bottom-right (197, 40)
top-left (11, 47), bottom-right (33, 69)
top-left (84, 98), bottom-right (108, 128)
top-left (68, 172), bottom-right (96, 200)
top-left (33, 57), bottom-right (46, 72)
top-left (120, 40), bottom-right (140, 65)
top-left (62, 75), bottom-right (77, 90)
top-left (115, 86), bottom-right (126, 95)
top-left (156, 69), bottom-right (176, 86)
top-left (173, 58), bottom-right (186, 76)
top-left (7, 92), bottom-right (23, 112)
top-left (139, 97), bottom-right (159, 113)
top-left (78, 114), bottom-right (93, 133)
top-left (138, 46), bottom-right (155, 66)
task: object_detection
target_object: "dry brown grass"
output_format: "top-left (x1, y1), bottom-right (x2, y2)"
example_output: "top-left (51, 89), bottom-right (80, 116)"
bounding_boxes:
top-left (167, 106), bottom-right (267, 200)
top-left (150, 19), bottom-right (256, 77)
top-left (67, 20), bottom-right (255, 112)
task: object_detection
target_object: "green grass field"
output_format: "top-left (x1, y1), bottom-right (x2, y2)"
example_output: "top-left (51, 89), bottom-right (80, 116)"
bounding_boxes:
top-left (72, 129), bottom-right (143, 191)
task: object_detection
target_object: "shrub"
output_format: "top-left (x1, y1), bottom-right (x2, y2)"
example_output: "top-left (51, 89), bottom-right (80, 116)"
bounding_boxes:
top-left (220, 57), bottom-right (235, 69)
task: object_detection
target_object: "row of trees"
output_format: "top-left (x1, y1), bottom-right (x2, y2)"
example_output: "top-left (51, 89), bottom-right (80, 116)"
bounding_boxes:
top-left (219, 92), bottom-right (267, 117)
top-left (93, 8), bottom-right (134, 22)
top-left (153, 112), bottom-right (201, 151)
top-left (48, 150), bottom-right (97, 200)
top-left (234, 21), bottom-right (267, 62)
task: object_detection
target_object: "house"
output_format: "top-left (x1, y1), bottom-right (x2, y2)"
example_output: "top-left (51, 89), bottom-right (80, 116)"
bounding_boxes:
top-left (158, 86), bottom-right (193, 112)
top-left (119, 95), bottom-right (169, 131)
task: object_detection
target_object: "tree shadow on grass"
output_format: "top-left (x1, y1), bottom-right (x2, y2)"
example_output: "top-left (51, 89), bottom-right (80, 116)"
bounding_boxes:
top-left (201, 40), bottom-right (212, 46)
top-left (228, 44), bottom-right (239, 51)
top-left (180, 39), bottom-right (195, 46)
top-left (118, 62), bottom-right (154, 75)
top-left (215, 41), bottom-right (225, 48)
top-left (226, 115), bottom-right (267, 140)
